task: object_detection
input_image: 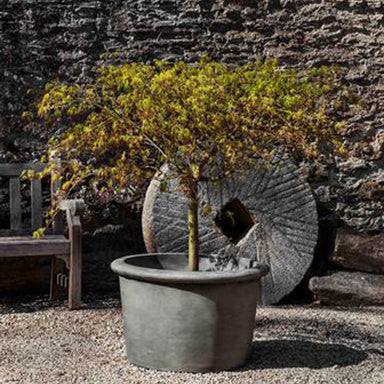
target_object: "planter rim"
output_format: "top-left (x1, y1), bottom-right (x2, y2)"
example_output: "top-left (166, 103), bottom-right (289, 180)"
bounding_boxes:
top-left (111, 253), bottom-right (269, 284)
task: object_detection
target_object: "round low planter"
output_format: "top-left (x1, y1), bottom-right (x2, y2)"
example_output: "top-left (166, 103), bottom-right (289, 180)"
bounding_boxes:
top-left (111, 253), bottom-right (269, 372)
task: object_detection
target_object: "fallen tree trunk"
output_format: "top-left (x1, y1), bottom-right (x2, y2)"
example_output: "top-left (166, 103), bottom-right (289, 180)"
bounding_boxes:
top-left (332, 228), bottom-right (384, 274)
top-left (309, 271), bottom-right (384, 306)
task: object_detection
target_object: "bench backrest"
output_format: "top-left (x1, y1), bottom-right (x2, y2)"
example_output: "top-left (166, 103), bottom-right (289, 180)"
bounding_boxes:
top-left (0, 162), bottom-right (60, 234)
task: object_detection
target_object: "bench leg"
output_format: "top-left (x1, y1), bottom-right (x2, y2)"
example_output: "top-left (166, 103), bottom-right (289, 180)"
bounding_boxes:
top-left (68, 223), bottom-right (82, 309)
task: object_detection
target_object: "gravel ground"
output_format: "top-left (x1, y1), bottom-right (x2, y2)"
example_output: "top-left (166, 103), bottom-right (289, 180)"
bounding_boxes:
top-left (0, 297), bottom-right (383, 384)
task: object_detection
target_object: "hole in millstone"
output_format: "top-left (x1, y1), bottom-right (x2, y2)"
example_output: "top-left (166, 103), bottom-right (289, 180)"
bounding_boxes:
top-left (214, 198), bottom-right (254, 244)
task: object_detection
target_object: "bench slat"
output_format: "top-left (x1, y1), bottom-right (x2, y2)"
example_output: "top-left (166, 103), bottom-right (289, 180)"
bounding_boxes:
top-left (31, 178), bottom-right (43, 230)
top-left (9, 177), bottom-right (22, 231)
top-left (0, 236), bottom-right (70, 257)
top-left (0, 229), bottom-right (54, 237)
top-left (0, 163), bottom-right (46, 177)
top-left (0, 161), bottom-right (83, 309)
top-left (0, 235), bottom-right (65, 241)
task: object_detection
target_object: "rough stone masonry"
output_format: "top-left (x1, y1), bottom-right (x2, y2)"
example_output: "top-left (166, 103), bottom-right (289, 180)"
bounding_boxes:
top-left (0, 0), bottom-right (383, 300)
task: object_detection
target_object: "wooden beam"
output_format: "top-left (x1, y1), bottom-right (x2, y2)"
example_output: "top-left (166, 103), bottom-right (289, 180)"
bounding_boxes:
top-left (50, 159), bottom-right (64, 235)
top-left (67, 212), bottom-right (82, 309)
top-left (0, 236), bottom-right (70, 257)
top-left (0, 163), bottom-right (46, 177)
top-left (0, 228), bottom-right (54, 237)
top-left (0, 229), bottom-right (34, 237)
top-left (9, 177), bottom-right (22, 231)
top-left (59, 199), bottom-right (86, 216)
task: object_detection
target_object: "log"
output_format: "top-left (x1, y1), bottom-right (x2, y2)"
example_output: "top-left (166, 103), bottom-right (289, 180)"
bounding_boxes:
top-left (309, 271), bottom-right (384, 305)
top-left (332, 228), bottom-right (384, 274)
top-left (142, 160), bottom-right (318, 304)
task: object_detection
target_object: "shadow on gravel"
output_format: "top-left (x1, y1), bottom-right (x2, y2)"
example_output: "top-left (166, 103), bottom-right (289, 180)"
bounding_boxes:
top-left (246, 339), bottom-right (368, 369)
top-left (254, 317), bottom-right (384, 350)
top-left (0, 294), bottom-right (121, 314)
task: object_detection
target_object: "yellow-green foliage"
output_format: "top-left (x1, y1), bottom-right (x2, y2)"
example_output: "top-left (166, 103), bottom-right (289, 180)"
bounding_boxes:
top-left (37, 57), bottom-right (352, 200)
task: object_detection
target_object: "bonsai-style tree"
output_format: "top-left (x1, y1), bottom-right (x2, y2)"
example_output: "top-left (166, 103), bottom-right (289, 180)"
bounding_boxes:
top-left (35, 57), bottom-right (353, 271)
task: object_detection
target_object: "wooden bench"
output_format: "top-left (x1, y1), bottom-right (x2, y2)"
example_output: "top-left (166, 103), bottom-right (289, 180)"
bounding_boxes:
top-left (0, 163), bottom-right (84, 309)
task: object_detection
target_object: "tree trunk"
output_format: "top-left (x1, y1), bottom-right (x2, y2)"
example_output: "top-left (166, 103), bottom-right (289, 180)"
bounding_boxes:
top-left (188, 185), bottom-right (199, 272)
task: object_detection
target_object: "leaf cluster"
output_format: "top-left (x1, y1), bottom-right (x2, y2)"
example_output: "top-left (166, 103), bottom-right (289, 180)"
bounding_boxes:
top-left (36, 57), bottom-right (354, 199)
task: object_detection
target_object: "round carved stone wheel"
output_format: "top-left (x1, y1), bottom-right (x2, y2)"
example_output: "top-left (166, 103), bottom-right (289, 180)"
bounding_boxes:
top-left (142, 161), bottom-right (318, 304)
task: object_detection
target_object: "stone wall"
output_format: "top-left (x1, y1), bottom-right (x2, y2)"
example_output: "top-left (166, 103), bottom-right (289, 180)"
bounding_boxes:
top-left (1, 0), bottom-right (383, 298)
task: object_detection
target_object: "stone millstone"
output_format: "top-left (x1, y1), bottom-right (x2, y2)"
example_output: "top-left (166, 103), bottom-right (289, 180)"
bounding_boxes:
top-left (142, 161), bottom-right (318, 304)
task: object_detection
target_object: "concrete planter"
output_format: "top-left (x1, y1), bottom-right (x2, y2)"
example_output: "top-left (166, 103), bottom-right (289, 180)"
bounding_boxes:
top-left (111, 253), bottom-right (269, 372)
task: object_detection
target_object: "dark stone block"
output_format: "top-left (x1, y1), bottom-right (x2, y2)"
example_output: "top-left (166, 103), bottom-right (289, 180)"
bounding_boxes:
top-left (332, 227), bottom-right (384, 274)
top-left (309, 271), bottom-right (384, 305)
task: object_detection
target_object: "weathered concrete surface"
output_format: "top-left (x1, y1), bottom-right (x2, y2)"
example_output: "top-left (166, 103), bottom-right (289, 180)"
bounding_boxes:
top-left (143, 161), bottom-right (318, 304)
top-left (111, 253), bottom-right (268, 372)
top-left (309, 271), bottom-right (384, 305)
top-left (332, 227), bottom-right (384, 274)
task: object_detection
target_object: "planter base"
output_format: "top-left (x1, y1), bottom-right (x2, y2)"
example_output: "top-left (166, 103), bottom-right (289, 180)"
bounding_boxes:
top-left (111, 253), bottom-right (269, 372)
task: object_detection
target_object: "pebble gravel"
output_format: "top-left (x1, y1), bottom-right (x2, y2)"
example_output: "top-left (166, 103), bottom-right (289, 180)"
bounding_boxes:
top-left (0, 296), bottom-right (383, 384)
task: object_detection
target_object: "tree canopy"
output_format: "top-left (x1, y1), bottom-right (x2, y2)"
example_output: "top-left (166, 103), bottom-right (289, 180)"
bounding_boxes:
top-left (33, 58), bottom-right (356, 266)
top-left (36, 58), bottom-right (352, 199)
